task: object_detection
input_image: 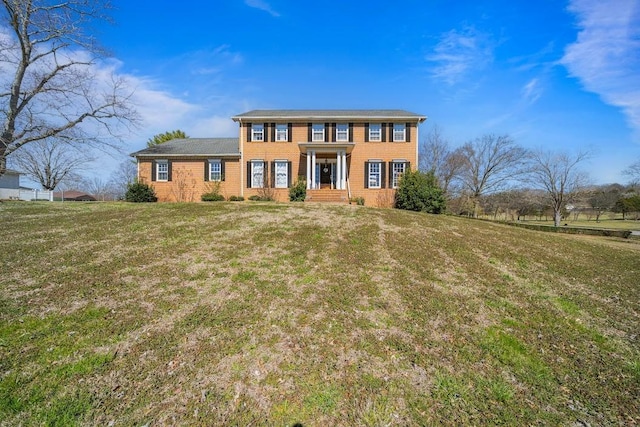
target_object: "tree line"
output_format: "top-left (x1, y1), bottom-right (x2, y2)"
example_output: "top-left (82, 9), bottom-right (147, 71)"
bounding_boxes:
top-left (419, 126), bottom-right (640, 226)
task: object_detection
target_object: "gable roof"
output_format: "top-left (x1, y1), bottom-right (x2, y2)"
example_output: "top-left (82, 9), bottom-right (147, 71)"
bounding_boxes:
top-left (130, 138), bottom-right (240, 158)
top-left (232, 109), bottom-right (427, 122)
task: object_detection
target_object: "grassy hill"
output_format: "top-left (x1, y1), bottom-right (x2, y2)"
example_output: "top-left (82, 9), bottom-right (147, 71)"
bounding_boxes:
top-left (1, 202), bottom-right (639, 426)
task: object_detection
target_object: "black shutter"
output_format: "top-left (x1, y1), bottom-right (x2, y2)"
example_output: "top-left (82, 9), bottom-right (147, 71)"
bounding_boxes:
top-left (288, 123), bottom-right (292, 142)
top-left (247, 124), bottom-right (252, 142)
top-left (247, 161), bottom-right (252, 188)
top-left (388, 162), bottom-right (393, 188)
top-left (264, 161), bottom-right (269, 187)
top-left (288, 162), bottom-right (292, 187)
top-left (151, 160), bottom-right (156, 181)
top-left (349, 123), bottom-right (353, 141)
top-left (221, 160), bottom-right (226, 182)
top-left (264, 123), bottom-right (269, 142)
top-left (331, 123), bottom-right (336, 142)
top-left (307, 123), bottom-right (312, 141)
top-left (382, 123), bottom-right (386, 142)
top-left (324, 123), bottom-right (329, 142)
top-left (204, 160), bottom-right (209, 181)
top-left (380, 162), bottom-right (385, 189)
top-left (271, 123), bottom-right (276, 142)
top-left (167, 161), bottom-right (172, 182)
top-left (406, 123), bottom-right (411, 142)
top-left (365, 123), bottom-right (369, 142)
top-left (364, 161), bottom-right (369, 189)
top-left (389, 123), bottom-right (394, 142)
top-left (271, 161), bottom-right (276, 188)
top-left (406, 161), bottom-right (411, 172)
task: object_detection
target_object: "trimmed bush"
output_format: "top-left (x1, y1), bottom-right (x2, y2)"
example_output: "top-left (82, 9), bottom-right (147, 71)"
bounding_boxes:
top-left (201, 192), bottom-right (225, 202)
top-left (350, 197), bottom-right (365, 206)
top-left (289, 179), bottom-right (307, 202)
top-left (228, 195), bottom-right (244, 201)
top-left (395, 170), bottom-right (445, 213)
top-left (248, 195), bottom-right (273, 201)
top-left (125, 182), bottom-right (157, 203)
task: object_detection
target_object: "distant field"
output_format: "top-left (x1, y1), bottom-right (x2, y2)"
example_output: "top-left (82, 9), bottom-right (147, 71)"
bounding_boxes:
top-left (520, 218), bottom-right (640, 231)
top-left (1, 202), bottom-right (639, 426)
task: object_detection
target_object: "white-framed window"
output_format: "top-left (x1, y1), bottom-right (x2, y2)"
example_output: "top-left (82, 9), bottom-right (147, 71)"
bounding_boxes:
top-left (312, 123), bottom-right (324, 142)
top-left (369, 123), bottom-right (382, 142)
top-left (251, 124), bottom-right (264, 142)
top-left (156, 160), bottom-right (168, 181)
top-left (393, 123), bottom-right (406, 142)
top-left (392, 162), bottom-right (407, 188)
top-left (251, 161), bottom-right (264, 188)
top-left (274, 160), bottom-right (288, 188)
top-left (336, 123), bottom-right (349, 141)
top-left (368, 162), bottom-right (381, 189)
top-left (209, 160), bottom-right (222, 181)
top-left (276, 124), bottom-right (288, 142)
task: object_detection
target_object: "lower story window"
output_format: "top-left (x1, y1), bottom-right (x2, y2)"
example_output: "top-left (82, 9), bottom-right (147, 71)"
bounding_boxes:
top-left (274, 161), bottom-right (288, 188)
top-left (209, 160), bottom-right (222, 181)
top-left (251, 161), bottom-right (264, 188)
top-left (156, 161), bottom-right (168, 181)
top-left (368, 162), bottom-right (381, 188)
top-left (392, 162), bottom-right (406, 188)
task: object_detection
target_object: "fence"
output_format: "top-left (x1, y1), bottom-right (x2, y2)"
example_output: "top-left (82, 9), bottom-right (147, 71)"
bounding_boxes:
top-left (0, 188), bottom-right (53, 201)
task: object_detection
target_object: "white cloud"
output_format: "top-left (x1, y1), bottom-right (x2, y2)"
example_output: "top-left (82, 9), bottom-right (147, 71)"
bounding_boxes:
top-left (561, 0), bottom-right (640, 133)
top-left (427, 27), bottom-right (494, 85)
top-left (188, 115), bottom-right (238, 138)
top-left (245, 0), bottom-right (280, 17)
top-left (522, 78), bottom-right (542, 104)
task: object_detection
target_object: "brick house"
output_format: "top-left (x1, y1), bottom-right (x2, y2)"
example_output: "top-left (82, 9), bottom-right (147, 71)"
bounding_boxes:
top-left (131, 110), bottom-right (426, 205)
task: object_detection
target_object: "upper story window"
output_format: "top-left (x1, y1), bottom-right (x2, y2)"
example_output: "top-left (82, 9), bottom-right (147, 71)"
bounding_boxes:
top-left (312, 123), bottom-right (325, 142)
top-left (393, 123), bottom-right (406, 142)
top-left (369, 123), bottom-right (382, 142)
top-left (156, 160), bottom-right (168, 181)
top-left (336, 124), bottom-right (349, 141)
top-left (275, 124), bottom-right (288, 142)
top-left (251, 124), bottom-right (264, 142)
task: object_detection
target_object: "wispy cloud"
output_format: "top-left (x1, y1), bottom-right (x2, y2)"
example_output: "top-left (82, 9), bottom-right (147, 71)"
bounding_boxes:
top-left (245, 0), bottom-right (280, 17)
top-left (522, 78), bottom-right (542, 105)
top-left (427, 27), bottom-right (494, 85)
top-left (561, 0), bottom-right (640, 133)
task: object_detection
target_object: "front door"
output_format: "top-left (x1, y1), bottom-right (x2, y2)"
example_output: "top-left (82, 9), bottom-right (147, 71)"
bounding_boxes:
top-left (320, 162), bottom-right (332, 188)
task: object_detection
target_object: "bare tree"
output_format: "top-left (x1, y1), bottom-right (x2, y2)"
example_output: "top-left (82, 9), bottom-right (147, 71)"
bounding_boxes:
top-left (0, 0), bottom-right (138, 178)
top-left (457, 134), bottom-right (528, 217)
top-left (526, 149), bottom-right (591, 227)
top-left (108, 159), bottom-right (137, 199)
top-left (623, 158), bottom-right (640, 184)
top-left (419, 125), bottom-right (465, 195)
top-left (10, 138), bottom-right (93, 190)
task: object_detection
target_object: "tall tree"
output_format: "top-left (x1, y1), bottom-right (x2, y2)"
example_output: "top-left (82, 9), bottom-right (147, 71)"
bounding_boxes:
top-left (11, 138), bottom-right (93, 190)
top-left (146, 130), bottom-right (189, 147)
top-left (0, 0), bottom-right (137, 178)
top-left (526, 149), bottom-right (591, 227)
top-left (457, 134), bottom-right (527, 217)
top-left (418, 125), bottom-right (465, 195)
top-left (623, 158), bottom-right (640, 184)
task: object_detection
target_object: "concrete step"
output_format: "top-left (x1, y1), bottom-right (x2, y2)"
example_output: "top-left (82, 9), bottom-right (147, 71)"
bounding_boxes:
top-left (306, 190), bottom-right (348, 203)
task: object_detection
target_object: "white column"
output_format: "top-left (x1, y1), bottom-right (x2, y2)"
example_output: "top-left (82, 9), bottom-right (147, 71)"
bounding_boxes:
top-left (341, 151), bottom-right (347, 190)
top-left (311, 151), bottom-right (316, 189)
top-left (306, 152), bottom-right (311, 189)
top-left (336, 152), bottom-right (342, 190)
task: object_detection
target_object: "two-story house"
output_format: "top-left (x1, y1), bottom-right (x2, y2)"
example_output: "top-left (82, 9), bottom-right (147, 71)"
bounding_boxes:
top-left (132, 110), bottom-right (426, 205)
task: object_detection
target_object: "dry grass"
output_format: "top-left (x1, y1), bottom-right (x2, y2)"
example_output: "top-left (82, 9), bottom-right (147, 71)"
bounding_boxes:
top-left (1, 201), bottom-right (639, 426)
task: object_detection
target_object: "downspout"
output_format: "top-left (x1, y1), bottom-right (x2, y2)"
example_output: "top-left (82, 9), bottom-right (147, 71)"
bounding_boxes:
top-left (239, 118), bottom-right (244, 197)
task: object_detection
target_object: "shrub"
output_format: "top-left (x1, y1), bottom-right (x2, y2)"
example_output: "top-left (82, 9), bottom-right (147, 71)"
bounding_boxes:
top-left (125, 181), bottom-right (157, 202)
top-left (350, 197), bottom-right (365, 206)
top-left (289, 178), bottom-right (307, 202)
top-left (248, 194), bottom-right (273, 201)
top-left (201, 192), bottom-right (225, 202)
top-left (395, 170), bottom-right (446, 213)
top-left (228, 195), bottom-right (244, 201)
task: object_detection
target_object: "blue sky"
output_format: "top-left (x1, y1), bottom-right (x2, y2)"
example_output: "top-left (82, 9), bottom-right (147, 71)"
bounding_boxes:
top-left (9, 0), bottom-right (640, 185)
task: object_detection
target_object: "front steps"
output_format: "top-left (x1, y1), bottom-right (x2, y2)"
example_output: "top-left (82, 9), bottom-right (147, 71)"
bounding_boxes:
top-left (306, 189), bottom-right (348, 203)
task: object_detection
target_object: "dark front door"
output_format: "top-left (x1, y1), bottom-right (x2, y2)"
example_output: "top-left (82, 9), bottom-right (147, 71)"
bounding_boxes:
top-left (320, 162), bottom-right (332, 187)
